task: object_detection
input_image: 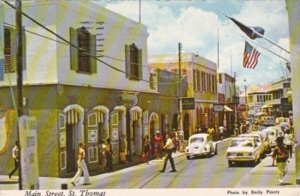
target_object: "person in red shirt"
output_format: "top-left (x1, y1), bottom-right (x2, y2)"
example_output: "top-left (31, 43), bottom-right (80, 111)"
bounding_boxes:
top-left (153, 131), bottom-right (163, 159)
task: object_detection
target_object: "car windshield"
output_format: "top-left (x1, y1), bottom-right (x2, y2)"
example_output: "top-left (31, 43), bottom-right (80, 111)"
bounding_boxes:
top-left (230, 139), bottom-right (253, 147)
top-left (190, 137), bottom-right (204, 143)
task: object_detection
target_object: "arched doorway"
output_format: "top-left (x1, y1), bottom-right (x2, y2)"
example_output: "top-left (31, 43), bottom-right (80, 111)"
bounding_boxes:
top-left (63, 104), bottom-right (84, 173)
top-left (130, 106), bottom-right (142, 156)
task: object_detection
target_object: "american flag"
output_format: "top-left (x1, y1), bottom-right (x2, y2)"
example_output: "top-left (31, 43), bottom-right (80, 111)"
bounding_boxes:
top-left (243, 41), bottom-right (260, 69)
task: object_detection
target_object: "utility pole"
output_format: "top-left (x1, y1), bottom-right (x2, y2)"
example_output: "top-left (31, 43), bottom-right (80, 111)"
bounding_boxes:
top-left (16, 0), bottom-right (23, 190)
top-left (178, 42), bottom-right (183, 131)
top-left (244, 78), bottom-right (247, 120)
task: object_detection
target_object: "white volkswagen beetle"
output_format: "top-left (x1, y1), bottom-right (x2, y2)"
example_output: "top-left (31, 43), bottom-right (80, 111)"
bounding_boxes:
top-left (185, 133), bottom-right (216, 159)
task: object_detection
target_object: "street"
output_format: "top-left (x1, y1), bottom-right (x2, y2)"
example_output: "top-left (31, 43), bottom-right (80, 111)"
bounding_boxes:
top-left (57, 140), bottom-right (271, 189)
top-left (0, 138), bottom-right (298, 191)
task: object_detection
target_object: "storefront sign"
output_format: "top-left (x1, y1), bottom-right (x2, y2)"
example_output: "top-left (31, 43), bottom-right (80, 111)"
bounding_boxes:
top-left (118, 92), bottom-right (138, 107)
top-left (213, 104), bottom-right (224, 112)
top-left (182, 97), bottom-right (195, 110)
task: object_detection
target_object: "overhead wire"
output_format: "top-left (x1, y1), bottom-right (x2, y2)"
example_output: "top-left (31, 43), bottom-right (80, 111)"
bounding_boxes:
top-left (2, 0), bottom-right (218, 90)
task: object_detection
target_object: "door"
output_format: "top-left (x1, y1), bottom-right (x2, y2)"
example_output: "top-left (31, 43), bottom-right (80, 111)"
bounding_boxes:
top-left (110, 111), bottom-right (119, 164)
top-left (86, 110), bottom-right (99, 170)
top-left (58, 112), bottom-right (67, 176)
top-left (66, 123), bottom-right (76, 172)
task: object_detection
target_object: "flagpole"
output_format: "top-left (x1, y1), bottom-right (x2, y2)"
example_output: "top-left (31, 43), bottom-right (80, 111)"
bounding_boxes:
top-left (241, 35), bottom-right (290, 62)
top-left (225, 14), bottom-right (290, 54)
top-left (251, 28), bottom-right (290, 54)
top-left (138, 0), bottom-right (141, 23)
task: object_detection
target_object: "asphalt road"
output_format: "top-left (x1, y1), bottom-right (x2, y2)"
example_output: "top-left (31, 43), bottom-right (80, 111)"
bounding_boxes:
top-left (83, 139), bottom-right (262, 189)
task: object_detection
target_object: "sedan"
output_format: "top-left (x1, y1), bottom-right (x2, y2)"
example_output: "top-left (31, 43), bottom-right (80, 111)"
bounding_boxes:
top-left (185, 133), bottom-right (216, 160)
top-left (226, 137), bottom-right (261, 167)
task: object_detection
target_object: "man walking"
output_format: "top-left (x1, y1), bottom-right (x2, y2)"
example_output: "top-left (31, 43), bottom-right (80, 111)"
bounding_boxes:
top-left (71, 143), bottom-right (90, 186)
top-left (272, 137), bottom-right (289, 186)
top-left (159, 133), bottom-right (177, 173)
top-left (8, 141), bottom-right (19, 179)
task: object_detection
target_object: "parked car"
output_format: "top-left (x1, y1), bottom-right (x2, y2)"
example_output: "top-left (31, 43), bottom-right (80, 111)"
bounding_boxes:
top-left (260, 126), bottom-right (283, 147)
top-left (226, 137), bottom-right (261, 167)
top-left (185, 133), bottom-right (216, 159)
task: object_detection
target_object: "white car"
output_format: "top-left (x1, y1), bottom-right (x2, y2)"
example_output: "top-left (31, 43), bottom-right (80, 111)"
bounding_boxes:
top-left (226, 137), bottom-right (261, 167)
top-left (260, 126), bottom-right (283, 147)
top-left (239, 132), bottom-right (268, 156)
top-left (185, 133), bottom-right (216, 159)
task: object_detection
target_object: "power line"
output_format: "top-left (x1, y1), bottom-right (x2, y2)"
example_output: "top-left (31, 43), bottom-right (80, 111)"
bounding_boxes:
top-left (2, 0), bottom-right (150, 82)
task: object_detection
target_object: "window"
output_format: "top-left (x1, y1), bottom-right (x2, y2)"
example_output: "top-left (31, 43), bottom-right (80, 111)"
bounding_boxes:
top-left (125, 43), bottom-right (142, 80)
top-left (70, 27), bottom-right (97, 74)
top-left (4, 26), bottom-right (26, 73)
top-left (197, 70), bottom-right (201, 91)
top-left (193, 69), bottom-right (197, 91)
top-left (201, 72), bottom-right (205, 91)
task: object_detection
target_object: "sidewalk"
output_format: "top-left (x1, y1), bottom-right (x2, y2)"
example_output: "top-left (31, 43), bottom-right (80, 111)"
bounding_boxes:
top-left (238, 154), bottom-right (298, 188)
top-left (0, 151), bottom-right (185, 190)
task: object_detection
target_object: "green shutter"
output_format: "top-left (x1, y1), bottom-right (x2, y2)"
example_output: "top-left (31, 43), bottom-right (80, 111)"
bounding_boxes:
top-left (10, 28), bottom-right (16, 72)
top-left (70, 27), bottom-right (78, 71)
top-left (138, 49), bottom-right (142, 80)
top-left (90, 34), bottom-right (97, 73)
top-left (22, 26), bottom-right (26, 70)
top-left (125, 45), bottom-right (131, 78)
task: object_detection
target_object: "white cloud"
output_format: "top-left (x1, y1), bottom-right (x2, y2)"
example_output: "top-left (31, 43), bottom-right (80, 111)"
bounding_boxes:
top-left (104, 0), bottom-right (289, 87)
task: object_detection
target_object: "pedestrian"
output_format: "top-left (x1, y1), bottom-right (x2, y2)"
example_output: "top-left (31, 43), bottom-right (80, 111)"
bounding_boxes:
top-left (106, 138), bottom-right (113, 172)
top-left (119, 134), bottom-right (127, 164)
top-left (272, 137), bottom-right (289, 186)
top-left (234, 124), bottom-right (239, 136)
top-left (195, 126), bottom-right (201, 134)
top-left (142, 135), bottom-right (151, 164)
top-left (219, 125), bottom-right (224, 140)
top-left (153, 131), bottom-right (163, 159)
top-left (71, 143), bottom-right (90, 187)
top-left (159, 133), bottom-right (177, 173)
top-left (8, 141), bottom-right (19, 179)
top-left (98, 139), bottom-right (107, 172)
top-left (284, 129), bottom-right (294, 158)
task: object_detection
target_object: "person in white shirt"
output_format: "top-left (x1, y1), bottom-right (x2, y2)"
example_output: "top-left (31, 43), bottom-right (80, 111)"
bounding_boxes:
top-left (219, 126), bottom-right (225, 140)
top-left (71, 143), bottom-right (90, 186)
top-left (8, 141), bottom-right (19, 179)
top-left (159, 133), bottom-right (177, 173)
top-left (284, 129), bottom-right (294, 158)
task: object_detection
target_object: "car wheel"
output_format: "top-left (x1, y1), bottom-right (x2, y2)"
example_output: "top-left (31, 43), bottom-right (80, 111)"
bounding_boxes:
top-left (186, 156), bottom-right (190, 160)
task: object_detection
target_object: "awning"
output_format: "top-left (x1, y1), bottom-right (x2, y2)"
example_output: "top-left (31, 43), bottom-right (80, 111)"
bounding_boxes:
top-left (224, 105), bottom-right (233, 112)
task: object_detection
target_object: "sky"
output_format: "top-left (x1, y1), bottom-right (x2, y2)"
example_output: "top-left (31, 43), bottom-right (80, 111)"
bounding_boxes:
top-left (96, 0), bottom-right (290, 88)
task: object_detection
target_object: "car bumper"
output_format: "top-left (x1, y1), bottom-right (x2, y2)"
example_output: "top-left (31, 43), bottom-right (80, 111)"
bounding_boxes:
top-left (226, 156), bottom-right (256, 162)
top-left (186, 149), bottom-right (210, 157)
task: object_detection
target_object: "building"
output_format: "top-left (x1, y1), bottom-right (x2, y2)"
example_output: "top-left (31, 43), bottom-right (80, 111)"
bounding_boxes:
top-left (0, 0), bottom-right (163, 177)
top-left (149, 53), bottom-right (218, 139)
top-left (217, 72), bottom-right (237, 137)
top-left (265, 77), bottom-right (292, 117)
